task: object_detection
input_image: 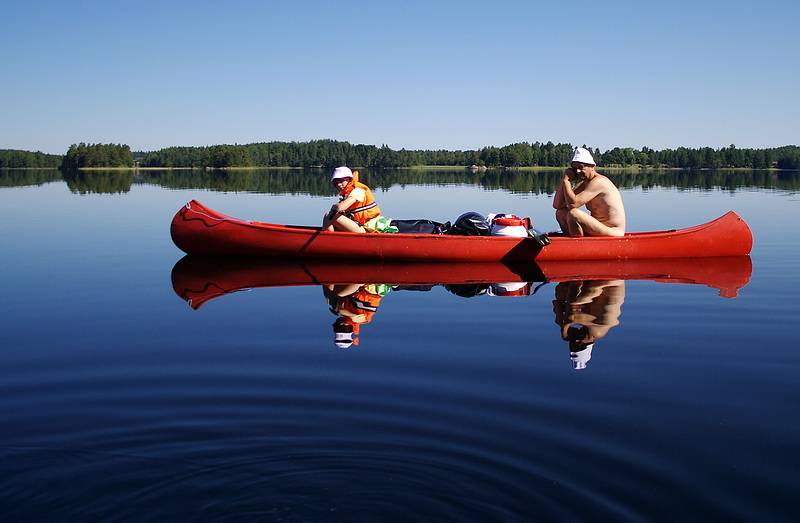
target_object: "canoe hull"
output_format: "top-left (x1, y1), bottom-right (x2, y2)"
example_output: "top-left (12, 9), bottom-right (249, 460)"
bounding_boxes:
top-left (171, 200), bottom-right (753, 261)
top-left (171, 255), bottom-right (753, 309)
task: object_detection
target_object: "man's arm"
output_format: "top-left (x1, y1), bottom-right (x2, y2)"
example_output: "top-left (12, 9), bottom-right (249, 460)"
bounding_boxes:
top-left (563, 177), bottom-right (603, 209)
top-left (553, 180), bottom-right (566, 209)
top-left (554, 168), bottom-right (576, 209)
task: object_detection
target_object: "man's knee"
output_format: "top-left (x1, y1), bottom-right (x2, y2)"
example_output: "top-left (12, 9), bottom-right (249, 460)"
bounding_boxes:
top-left (568, 208), bottom-right (583, 220)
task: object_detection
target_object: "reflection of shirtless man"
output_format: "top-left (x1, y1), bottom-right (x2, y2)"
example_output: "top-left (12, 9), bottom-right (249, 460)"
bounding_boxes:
top-left (553, 147), bottom-right (626, 237)
top-left (553, 279), bottom-right (626, 369)
top-left (556, 280), bottom-right (625, 341)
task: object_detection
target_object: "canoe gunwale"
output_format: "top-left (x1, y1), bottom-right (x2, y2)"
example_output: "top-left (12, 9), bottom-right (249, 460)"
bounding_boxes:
top-left (172, 200), bottom-right (753, 260)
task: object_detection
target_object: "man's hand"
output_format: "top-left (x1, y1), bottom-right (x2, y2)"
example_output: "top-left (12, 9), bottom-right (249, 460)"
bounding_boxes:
top-left (567, 168), bottom-right (586, 184)
top-left (565, 167), bottom-right (586, 184)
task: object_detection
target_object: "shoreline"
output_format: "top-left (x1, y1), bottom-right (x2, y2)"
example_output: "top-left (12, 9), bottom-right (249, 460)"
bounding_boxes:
top-left (2, 166), bottom-right (797, 173)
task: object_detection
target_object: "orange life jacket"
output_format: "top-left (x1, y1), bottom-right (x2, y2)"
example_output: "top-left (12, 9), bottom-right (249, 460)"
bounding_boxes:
top-left (339, 178), bottom-right (381, 226)
top-left (340, 287), bottom-right (383, 325)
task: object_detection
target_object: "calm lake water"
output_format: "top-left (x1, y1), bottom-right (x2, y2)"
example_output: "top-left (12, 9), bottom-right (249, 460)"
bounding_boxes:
top-left (1, 168), bottom-right (798, 521)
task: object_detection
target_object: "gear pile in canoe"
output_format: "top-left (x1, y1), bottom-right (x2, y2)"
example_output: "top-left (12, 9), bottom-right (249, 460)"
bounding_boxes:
top-left (170, 200), bottom-right (753, 261)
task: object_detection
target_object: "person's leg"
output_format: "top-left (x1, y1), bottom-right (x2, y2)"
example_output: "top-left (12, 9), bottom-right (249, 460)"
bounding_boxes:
top-left (331, 215), bottom-right (366, 233)
top-left (559, 208), bottom-right (584, 236)
top-left (568, 208), bottom-right (624, 237)
top-left (333, 283), bottom-right (362, 297)
top-left (322, 213), bottom-right (335, 231)
top-left (555, 208), bottom-right (570, 233)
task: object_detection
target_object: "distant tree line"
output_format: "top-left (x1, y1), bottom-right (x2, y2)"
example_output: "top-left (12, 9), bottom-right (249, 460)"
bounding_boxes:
top-left (5, 141), bottom-right (800, 170)
top-left (600, 145), bottom-right (800, 170)
top-left (137, 140), bottom-right (800, 170)
top-left (61, 143), bottom-right (134, 170)
top-left (137, 140), bottom-right (579, 168)
top-left (0, 149), bottom-right (62, 169)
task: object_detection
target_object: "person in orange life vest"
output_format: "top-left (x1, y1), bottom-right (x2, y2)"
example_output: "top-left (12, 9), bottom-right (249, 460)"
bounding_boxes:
top-left (324, 283), bottom-right (385, 348)
top-left (322, 166), bottom-right (383, 233)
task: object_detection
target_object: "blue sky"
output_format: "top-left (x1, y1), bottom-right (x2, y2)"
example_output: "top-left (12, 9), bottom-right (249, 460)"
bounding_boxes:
top-left (2, 0), bottom-right (797, 154)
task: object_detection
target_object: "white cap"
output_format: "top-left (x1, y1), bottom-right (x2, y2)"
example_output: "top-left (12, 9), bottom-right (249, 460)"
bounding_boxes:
top-left (334, 331), bottom-right (354, 349)
top-left (572, 147), bottom-right (596, 166)
top-left (331, 166), bottom-right (353, 182)
top-left (570, 344), bottom-right (594, 370)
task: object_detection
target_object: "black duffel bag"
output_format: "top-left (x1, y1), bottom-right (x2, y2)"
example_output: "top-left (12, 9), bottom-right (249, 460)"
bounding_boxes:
top-left (390, 219), bottom-right (449, 235)
top-left (446, 212), bottom-right (491, 236)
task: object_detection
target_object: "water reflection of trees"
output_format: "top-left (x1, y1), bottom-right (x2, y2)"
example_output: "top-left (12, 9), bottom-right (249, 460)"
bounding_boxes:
top-left (63, 170), bottom-right (134, 194)
top-left (140, 168), bottom-right (800, 195)
top-left (0, 169), bottom-right (62, 188)
top-left (481, 169), bottom-right (800, 193)
top-left (1, 168), bottom-right (798, 194)
top-left (137, 169), bottom-right (339, 195)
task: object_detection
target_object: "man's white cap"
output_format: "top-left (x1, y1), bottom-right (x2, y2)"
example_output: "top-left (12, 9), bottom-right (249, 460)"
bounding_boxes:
top-left (331, 166), bottom-right (353, 182)
top-left (570, 344), bottom-right (594, 370)
top-left (572, 147), bottom-right (596, 166)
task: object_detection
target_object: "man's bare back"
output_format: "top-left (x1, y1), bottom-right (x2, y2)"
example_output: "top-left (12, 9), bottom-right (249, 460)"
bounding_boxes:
top-left (553, 148), bottom-right (626, 237)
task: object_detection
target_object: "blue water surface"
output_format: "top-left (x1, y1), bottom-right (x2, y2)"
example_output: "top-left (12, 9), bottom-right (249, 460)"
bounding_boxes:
top-left (0, 169), bottom-right (798, 521)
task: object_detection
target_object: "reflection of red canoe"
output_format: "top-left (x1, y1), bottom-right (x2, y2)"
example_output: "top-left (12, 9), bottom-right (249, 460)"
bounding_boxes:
top-left (171, 256), bottom-right (752, 309)
top-left (171, 200), bottom-right (753, 261)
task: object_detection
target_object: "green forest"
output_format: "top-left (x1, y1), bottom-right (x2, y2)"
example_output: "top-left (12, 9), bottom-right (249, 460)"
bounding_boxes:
top-left (60, 143), bottom-right (134, 170)
top-left (2, 141), bottom-right (800, 170)
top-left (136, 140), bottom-right (800, 170)
top-left (0, 149), bottom-right (62, 169)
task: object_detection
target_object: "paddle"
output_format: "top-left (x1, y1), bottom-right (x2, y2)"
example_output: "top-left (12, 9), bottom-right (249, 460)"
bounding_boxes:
top-left (299, 207), bottom-right (340, 253)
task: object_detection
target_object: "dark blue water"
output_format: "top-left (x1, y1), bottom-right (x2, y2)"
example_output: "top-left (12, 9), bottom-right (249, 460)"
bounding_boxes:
top-left (1, 169), bottom-right (798, 521)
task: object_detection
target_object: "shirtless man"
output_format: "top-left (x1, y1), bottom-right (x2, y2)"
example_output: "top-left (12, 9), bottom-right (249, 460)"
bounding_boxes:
top-left (552, 147), bottom-right (626, 237)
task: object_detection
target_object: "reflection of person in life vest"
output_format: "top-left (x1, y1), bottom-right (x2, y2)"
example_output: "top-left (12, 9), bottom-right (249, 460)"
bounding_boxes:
top-left (552, 280), bottom-right (625, 370)
top-left (333, 318), bottom-right (359, 349)
top-left (324, 283), bottom-right (390, 349)
top-left (322, 166), bottom-right (384, 233)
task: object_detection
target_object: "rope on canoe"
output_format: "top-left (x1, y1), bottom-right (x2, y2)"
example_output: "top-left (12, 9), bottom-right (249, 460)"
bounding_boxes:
top-left (184, 202), bottom-right (245, 225)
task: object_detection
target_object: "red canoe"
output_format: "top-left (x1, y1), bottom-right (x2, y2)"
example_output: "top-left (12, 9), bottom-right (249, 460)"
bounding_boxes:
top-left (171, 200), bottom-right (753, 261)
top-left (171, 255), bottom-right (752, 309)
